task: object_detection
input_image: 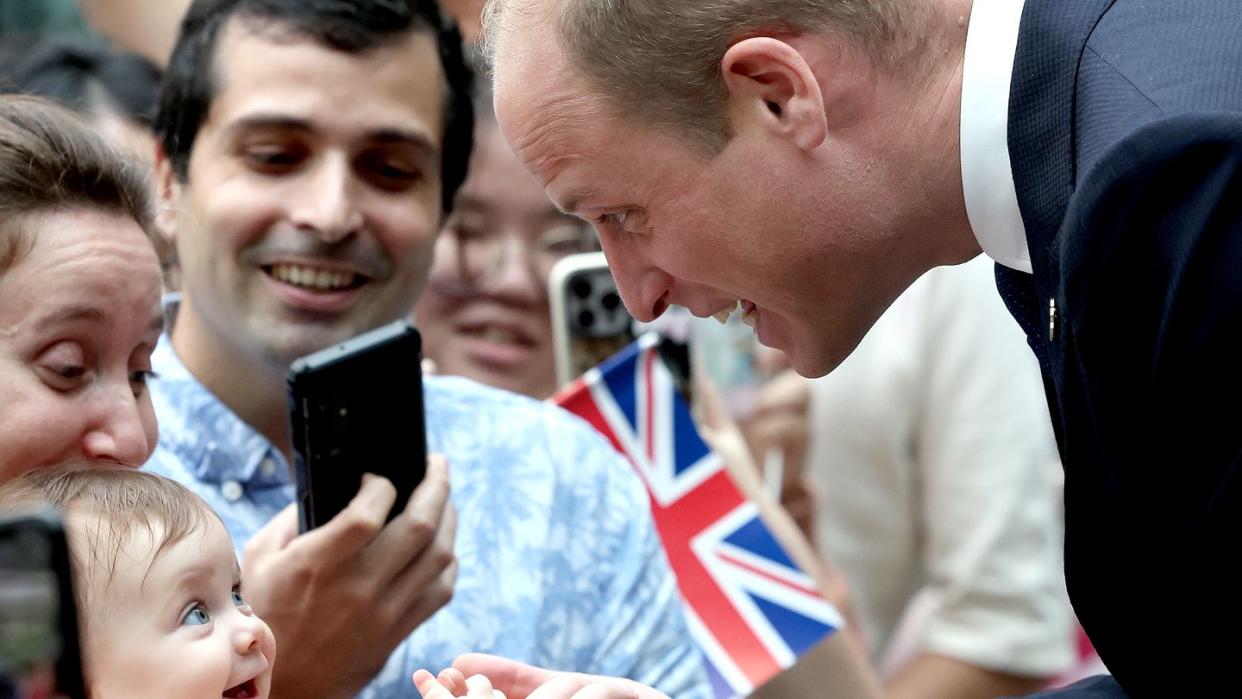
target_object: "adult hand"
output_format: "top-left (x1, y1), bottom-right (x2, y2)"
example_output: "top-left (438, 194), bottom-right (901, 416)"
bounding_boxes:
top-left (243, 454), bottom-right (457, 699)
top-left (447, 655), bottom-right (669, 699)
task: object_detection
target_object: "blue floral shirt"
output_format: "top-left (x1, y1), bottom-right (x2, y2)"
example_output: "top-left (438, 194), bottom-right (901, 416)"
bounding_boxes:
top-left (144, 338), bottom-right (709, 698)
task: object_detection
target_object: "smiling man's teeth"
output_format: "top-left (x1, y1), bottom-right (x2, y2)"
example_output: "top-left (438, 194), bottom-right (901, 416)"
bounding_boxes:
top-left (712, 301), bottom-right (740, 324)
top-left (477, 327), bottom-right (520, 345)
top-left (741, 303), bottom-right (758, 328)
top-left (270, 264), bottom-right (356, 291)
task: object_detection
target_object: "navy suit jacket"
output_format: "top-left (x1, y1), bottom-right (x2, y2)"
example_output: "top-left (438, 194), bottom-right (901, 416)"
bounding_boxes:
top-left (1000, 0), bottom-right (1242, 693)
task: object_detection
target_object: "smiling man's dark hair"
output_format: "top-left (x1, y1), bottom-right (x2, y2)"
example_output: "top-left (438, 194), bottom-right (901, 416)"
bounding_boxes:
top-left (155, 0), bottom-right (473, 214)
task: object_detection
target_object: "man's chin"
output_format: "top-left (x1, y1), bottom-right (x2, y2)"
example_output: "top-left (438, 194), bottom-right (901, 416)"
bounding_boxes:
top-left (784, 335), bottom-right (857, 379)
top-left (253, 320), bottom-right (375, 369)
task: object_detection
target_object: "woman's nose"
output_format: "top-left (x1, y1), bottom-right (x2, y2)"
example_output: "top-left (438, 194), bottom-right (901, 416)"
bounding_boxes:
top-left (81, 387), bottom-right (153, 465)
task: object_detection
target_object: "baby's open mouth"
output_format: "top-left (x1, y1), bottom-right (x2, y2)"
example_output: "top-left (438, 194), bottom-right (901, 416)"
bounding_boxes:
top-left (223, 678), bottom-right (258, 698)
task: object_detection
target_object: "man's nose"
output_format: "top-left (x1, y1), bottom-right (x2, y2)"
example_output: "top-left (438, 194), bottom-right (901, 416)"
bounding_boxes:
top-left (288, 154), bottom-right (363, 243)
top-left (597, 237), bottom-right (670, 322)
top-left (81, 386), bottom-right (153, 466)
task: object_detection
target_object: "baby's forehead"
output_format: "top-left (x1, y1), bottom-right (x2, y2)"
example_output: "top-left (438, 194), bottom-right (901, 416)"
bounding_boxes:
top-left (72, 508), bottom-right (236, 591)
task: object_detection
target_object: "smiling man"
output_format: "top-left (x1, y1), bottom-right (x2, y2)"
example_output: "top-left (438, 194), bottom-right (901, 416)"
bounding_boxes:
top-left (479, 0), bottom-right (1242, 696)
top-left (143, 1), bottom-right (708, 698)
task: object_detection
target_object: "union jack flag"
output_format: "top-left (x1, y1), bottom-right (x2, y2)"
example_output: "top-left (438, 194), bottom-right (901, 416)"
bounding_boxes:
top-left (554, 333), bottom-right (843, 698)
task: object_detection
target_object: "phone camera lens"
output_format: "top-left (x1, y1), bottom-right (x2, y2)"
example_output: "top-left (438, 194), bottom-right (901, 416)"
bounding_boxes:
top-left (602, 292), bottom-right (621, 311)
top-left (577, 309), bottom-right (596, 328)
top-left (571, 278), bottom-right (593, 299)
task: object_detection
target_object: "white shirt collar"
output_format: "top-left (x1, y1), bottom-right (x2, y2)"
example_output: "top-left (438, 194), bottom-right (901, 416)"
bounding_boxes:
top-left (960, 0), bottom-right (1031, 273)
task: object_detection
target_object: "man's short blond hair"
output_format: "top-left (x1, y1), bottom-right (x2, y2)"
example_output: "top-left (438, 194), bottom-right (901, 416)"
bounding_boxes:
top-left (483, 0), bottom-right (921, 153)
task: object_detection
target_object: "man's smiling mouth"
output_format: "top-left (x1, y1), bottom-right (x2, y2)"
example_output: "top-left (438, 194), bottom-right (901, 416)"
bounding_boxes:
top-left (263, 263), bottom-right (367, 292)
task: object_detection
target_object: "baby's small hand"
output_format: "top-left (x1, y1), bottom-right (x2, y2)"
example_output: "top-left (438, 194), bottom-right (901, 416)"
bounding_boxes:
top-left (414, 668), bottom-right (508, 699)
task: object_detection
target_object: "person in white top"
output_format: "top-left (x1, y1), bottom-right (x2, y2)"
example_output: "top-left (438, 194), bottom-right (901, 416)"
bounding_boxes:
top-left (801, 257), bottom-right (1073, 697)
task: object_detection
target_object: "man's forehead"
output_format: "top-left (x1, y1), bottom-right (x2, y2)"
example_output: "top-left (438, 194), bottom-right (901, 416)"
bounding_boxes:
top-left (205, 16), bottom-right (444, 129)
top-left (496, 73), bottom-right (603, 176)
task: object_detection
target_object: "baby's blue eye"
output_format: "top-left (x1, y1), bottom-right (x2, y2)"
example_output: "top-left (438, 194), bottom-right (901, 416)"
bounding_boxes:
top-left (181, 604), bottom-right (210, 626)
top-left (231, 589), bottom-right (246, 607)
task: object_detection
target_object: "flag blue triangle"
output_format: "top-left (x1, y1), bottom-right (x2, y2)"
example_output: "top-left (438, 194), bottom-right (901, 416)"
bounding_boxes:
top-left (722, 516), bottom-right (797, 571)
top-left (749, 593), bottom-right (836, 658)
top-left (598, 342), bottom-right (641, 433)
top-left (670, 372), bottom-right (710, 475)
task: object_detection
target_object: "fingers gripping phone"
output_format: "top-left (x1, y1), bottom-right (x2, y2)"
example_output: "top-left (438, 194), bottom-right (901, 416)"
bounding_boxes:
top-left (0, 510), bottom-right (86, 699)
top-left (548, 252), bottom-right (637, 388)
top-left (288, 320), bottom-right (428, 533)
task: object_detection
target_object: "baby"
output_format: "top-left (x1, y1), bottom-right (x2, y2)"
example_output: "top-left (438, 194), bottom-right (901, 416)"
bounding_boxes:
top-left (0, 467), bottom-right (275, 698)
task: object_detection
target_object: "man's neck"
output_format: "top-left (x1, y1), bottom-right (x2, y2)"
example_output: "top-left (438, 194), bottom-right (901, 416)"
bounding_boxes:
top-left (170, 297), bottom-right (294, 460)
top-left (890, 0), bottom-right (980, 267)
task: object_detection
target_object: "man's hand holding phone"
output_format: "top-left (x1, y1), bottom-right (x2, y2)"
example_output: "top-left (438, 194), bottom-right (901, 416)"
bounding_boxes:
top-left (242, 454), bottom-right (457, 699)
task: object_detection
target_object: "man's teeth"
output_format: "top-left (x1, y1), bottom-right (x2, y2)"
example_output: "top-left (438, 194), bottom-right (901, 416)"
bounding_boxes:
top-left (741, 303), bottom-right (758, 328)
top-left (713, 302), bottom-right (740, 324)
top-left (270, 264), bottom-right (356, 291)
top-left (476, 327), bottom-right (521, 345)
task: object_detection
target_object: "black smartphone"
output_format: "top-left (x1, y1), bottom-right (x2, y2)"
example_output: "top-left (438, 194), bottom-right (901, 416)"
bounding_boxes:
top-left (0, 510), bottom-right (85, 699)
top-left (548, 252), bottom-right (637, 388)
top-left (288, 320), bottom-right (427, 533)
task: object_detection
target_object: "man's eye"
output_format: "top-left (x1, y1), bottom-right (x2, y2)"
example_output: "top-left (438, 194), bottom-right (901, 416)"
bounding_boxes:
top-left (358, 155), bottom-right (422, 191)
top-left (595, 211), bottom-right (629, 229)
top-left (181, 604), bottom-right (210, 626)
top-left (243, 146), bottom-right (305, 171)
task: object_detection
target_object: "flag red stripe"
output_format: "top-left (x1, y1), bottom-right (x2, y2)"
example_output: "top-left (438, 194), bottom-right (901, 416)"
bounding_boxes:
top-left (715, 550), bottom-right (823, 597)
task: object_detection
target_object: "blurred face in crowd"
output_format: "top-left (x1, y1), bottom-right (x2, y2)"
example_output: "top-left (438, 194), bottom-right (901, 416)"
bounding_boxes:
top-left (492, 27), bottom-right (963, 378)
top-left (84, 515), bottom-right (276, 699)
top-left (0, 208), bottom-right (163, 480)
top-left (161, 18), bottom-right (446, 371)
top-left (415, 119), bottom-right (598, 399)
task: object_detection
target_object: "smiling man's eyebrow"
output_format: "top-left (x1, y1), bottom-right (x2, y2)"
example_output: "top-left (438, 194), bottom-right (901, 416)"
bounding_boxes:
top-left (559, 188), bottom-right (597, 216)
top-left (223, 115), bottom-right (438, 157)
top-left (369, 127), bottom-right (438, 158)
top-left (222, 114), bottom-right (313, 139)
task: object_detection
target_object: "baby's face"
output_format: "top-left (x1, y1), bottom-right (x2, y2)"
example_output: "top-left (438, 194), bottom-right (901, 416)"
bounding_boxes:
top-left (84, 516), bottom-right (276, 699)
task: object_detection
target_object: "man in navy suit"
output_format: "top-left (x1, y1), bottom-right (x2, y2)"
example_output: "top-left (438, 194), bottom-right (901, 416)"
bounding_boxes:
top-left (411, 0), bottom-right (1240, 696)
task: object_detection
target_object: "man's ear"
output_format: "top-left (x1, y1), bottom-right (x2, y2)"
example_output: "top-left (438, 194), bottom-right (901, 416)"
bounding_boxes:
top-left (721, 37), bottom-right (827, 152)
top-left (152, 142), bottom-right (181, 244)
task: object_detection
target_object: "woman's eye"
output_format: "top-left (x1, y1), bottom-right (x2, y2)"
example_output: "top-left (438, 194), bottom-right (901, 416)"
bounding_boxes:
top-left (52, 364), bottom-right (86, 379)
top-left (448, 223), bottom-right (486, 242)
top-left (129, 369), bottom-right (158, 387)
top-left (35, 342), bottom-right (91, 391)
top-left (181, 604), bottom-right (210, 626)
